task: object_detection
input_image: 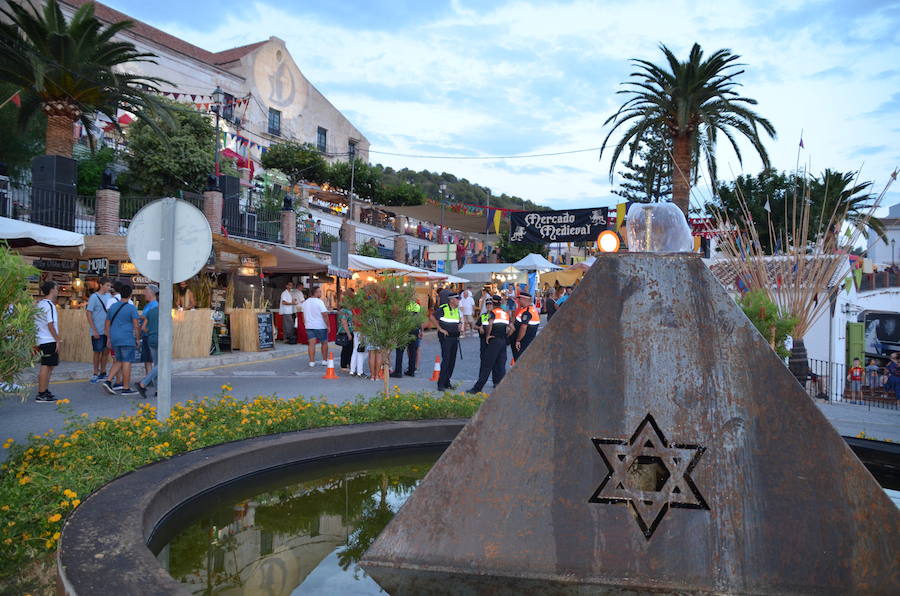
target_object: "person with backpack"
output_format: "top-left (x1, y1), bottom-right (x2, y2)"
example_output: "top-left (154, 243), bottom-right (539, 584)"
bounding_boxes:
top-left (135, 285), bottom-right (160, 399)
top-left (102, 284), bottom-right (141, 396)
top-left (85, 277), bottom-right (115, 383)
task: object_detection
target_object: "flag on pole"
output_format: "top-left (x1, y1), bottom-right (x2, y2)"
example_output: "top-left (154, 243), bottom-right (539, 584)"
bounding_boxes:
top-left (493, 210), bottom-right (502, 234)
top-left (1, 90), bottom-right (21, 110)
top-left (799, 136), bottom-right (804, 149)
top-left (616, 202), bottom-right (627, 234)
top-left (763, 199), bottom-right (771, 213)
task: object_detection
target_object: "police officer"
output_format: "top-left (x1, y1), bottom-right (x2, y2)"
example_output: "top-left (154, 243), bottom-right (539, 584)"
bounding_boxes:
top-left (511, 292), bottom-right (540, 361)
top-left (468, 294), bottom-right (510, 393)
top-left (391, 300), bottom-right (423, 378)
top-left (477, 296), bottom-right (493, 360)
top-left (429, 293), bottom-right (461, 391)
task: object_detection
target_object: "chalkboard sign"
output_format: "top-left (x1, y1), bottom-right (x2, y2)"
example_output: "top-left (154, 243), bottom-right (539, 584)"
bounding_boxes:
top-left (257, 312), bottom-right (274, 350)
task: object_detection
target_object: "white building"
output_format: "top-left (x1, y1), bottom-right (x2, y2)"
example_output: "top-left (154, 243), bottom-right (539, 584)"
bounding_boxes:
top-left (867, 201), bottom-right (900, 266)
top-left (59, 0), bottom-right (369, 171)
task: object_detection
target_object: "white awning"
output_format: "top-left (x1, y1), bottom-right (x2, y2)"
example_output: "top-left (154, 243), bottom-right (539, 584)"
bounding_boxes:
top-left (347, 253), bottom-right (431, 273)
top-left (0, 217), bottom-right (84, 248)
top-left (513, 253), bottom-right (563, 271)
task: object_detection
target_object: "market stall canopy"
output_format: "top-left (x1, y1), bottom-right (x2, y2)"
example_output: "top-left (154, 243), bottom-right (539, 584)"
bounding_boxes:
top-left (539, 268), bottom-right (584, 287)
top-left (513, 253), bottom-right (563, 271)
top-left (455, 263), bottom-right (521, 282)
top-left (405, 271), bottom-right (471, 284)
top-left (0, 217), bottom-right (84, 248)
top-left (252, 243), bottom-right (329, 274)
top-left (348, 254), bottom-right (430, 273)
top-left (377, 204), bottom-right (502, 235)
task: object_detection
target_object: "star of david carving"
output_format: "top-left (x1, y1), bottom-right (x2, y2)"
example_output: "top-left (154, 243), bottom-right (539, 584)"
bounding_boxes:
top-left (590, 413), bottom-right (708, 539)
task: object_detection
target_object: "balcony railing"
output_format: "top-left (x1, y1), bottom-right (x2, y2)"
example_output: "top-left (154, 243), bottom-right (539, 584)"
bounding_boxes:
top-left (297, 221), bottom-right (340, 253)
top-left (859, 272), bottom-right (900, 291)
top-left (807, 358), bottom-right (898, 410)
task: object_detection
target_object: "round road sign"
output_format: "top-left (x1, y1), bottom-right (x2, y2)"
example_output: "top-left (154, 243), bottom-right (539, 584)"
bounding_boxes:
top-left (126, 199), bottom-right (212, 283)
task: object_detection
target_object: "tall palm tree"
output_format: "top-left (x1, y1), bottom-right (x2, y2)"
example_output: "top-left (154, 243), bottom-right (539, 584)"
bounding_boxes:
top-left (601, 43), bottom-right (776, 216)
top-left (0, 0), bottom-right (172, 158)
top-left (809, 169), bottom-right (886, 243)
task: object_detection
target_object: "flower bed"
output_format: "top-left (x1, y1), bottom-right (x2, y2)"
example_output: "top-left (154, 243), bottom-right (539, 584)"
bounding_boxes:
top-left (0, 387), bottom-right (485, 591)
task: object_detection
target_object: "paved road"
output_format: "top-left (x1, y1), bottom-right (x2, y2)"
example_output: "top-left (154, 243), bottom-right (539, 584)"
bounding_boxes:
top-left (0, 331), bottom-right (491, 455)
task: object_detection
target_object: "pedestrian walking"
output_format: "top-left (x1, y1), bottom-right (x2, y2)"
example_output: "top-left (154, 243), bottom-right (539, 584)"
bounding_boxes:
top-left (302, 286), bottom-right (330, 366)
top-left (35, 281), bottom-right (60, 403)
top-left (280, 281), bottom-right (298, 344)
top-left (102, 284), bottom-right (141, 396)
top-left (135, 285), bottom-right (160, 398)
top-left (392, 300), bottom-right (423, 378)
top-left (468, 295), bottom-right (510, 394)
top-left (511, 292), bottom-right (539, 361)
top-left (429, 293), bottom-right (461, 391)
top-left (85, 277), bottom-right (115, 383)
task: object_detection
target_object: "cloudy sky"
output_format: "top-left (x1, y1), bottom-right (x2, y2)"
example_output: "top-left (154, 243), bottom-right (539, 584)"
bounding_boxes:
top-left (108, 0), bottom-right (899, 212)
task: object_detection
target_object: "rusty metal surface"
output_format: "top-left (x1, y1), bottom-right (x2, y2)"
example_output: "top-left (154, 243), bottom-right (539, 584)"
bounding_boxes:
top-left (362, 253), bottom-right (900, 594)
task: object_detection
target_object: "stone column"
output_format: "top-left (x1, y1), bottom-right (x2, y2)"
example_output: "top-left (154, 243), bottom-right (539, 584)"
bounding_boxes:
top-left (394, 215), bottom-right (407, 234)
top-left (94, 188), bottom-right (120, 235)
top-left (393, 235), bottom-right (408, 264)
top-left (281, 203), bottom-right (296, 247)
top-left (238, 166), bottom-right (251, 183)
top-left (203, 189), bottom-right (223, 235)
top-left (341, 219), bottom-right (357, 254)
top-left (298, 187), bottom-right (310, 210)
top-left (351, 202), bottom-right (363, 222)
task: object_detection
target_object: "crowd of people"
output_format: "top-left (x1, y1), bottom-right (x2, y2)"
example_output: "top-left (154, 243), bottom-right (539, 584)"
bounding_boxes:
top-left (848, 354), bottom-right (900, 400)
top-left (34, 278), bottom-right (161, 403)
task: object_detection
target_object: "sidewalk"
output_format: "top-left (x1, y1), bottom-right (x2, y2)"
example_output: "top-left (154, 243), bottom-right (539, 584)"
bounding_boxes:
top-left (17, 343), bottom-right (310, 384)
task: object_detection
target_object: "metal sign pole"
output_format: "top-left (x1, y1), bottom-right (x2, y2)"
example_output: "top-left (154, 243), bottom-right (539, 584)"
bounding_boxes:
top-left (156, 198), bottom-right (176, 421)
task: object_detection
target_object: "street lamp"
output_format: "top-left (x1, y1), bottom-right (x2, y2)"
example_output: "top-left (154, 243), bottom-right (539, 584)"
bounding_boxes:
top-left (439, 182), bottom-right (447, 233)
top-left (211, 86), bottom-right (225, 176)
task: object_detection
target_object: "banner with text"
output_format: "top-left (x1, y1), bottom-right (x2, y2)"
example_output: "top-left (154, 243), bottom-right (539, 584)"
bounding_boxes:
top-left (509, 207), bottom-right (609, 243)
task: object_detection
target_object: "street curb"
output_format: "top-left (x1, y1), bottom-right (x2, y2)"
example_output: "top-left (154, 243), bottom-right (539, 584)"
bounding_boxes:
top-left (19, 344), bottom-right (308, 384)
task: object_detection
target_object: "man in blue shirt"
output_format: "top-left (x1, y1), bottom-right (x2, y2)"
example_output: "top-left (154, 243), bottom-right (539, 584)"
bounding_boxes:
top-left (136, 285), bottom-right (160, 398)
top-left (102, 284), bottom-right (140, 396)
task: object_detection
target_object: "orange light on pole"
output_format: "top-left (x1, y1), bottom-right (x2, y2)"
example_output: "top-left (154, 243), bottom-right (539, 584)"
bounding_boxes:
top-left (597, 230), bottom-right (621, 253)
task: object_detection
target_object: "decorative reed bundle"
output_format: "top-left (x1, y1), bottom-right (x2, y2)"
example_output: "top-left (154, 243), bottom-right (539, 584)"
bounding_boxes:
top-left (705, 169), bottom-right (896, 340)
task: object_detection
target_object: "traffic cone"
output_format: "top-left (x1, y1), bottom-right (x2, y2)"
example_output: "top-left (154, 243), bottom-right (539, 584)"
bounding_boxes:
top-left (430, 356), bottom-right (441, 381)
top-left (322, 352), bottom-right (339, 379)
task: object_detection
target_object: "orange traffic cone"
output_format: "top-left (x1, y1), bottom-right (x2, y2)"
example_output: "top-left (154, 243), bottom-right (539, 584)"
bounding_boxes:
top-left (322, 352), bottom-right (339, 379)
top-left (430, 356), bottom-right (441, 381)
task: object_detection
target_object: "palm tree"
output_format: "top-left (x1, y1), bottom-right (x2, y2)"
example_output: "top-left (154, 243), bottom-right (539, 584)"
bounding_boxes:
top-left (601, 43), bottom-right (776, 216)
top-left (0, 0), bottom-right (172, 158)
top-left (809, 169), bottom-right (886, 243)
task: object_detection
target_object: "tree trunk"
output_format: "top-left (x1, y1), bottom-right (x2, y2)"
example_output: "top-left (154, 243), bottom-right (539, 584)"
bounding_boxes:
top-left (44, 111), bottom-right (76, 158)
top-left (671, 134), bottom-right (692, 217)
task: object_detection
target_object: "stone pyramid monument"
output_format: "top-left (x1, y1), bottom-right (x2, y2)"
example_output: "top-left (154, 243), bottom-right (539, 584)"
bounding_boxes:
top-left (362, 253), bottom-right (899, 594)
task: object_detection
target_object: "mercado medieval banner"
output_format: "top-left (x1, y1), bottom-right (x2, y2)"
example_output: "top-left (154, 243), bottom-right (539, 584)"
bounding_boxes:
top-left (509, 207), bottom-right (609, 243)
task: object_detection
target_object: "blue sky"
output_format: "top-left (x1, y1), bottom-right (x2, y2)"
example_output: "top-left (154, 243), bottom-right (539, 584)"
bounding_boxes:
top-left (110, 0), bottom-right (900, 212)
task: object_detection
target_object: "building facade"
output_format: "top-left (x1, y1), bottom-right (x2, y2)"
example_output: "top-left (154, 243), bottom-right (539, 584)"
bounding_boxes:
top-left (58, 0), bottom-right (369, 171)
top-left (867, 202), bottom-right (899, 266)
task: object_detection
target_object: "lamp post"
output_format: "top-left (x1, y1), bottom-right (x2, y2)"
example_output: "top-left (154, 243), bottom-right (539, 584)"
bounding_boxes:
top-left (211, 86), bottom-right (224, 177)
top-left (439, 182), bottom-right (446, 232)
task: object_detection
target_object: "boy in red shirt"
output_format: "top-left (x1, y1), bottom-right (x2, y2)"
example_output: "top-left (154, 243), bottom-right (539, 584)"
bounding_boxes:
top-left (847, 358), bottom-right (864, 401)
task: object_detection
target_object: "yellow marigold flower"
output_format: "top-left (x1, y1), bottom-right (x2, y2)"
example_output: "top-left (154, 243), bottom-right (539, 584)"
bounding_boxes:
top-left (3, 538), bottom-right (10, 545)
top-left (71, 499), bottom-right (81, 508)
top-left (18, 476), bottom-right (30, 485)
top-left (48, 513), bottom-right (62, 523)
top-left (63, 489), bottom-right (77, 499)
top-left (0, 505), bottom-right (8, 511)
top-left (241, 418), bottom-right (249, 424)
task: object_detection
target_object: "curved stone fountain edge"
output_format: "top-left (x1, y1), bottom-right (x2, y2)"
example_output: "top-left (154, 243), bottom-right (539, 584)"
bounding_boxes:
top-left (56, 419), bottom-right (466, 596)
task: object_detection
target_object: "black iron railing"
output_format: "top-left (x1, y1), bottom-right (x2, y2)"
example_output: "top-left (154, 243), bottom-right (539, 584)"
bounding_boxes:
top-left (297, 221), bottom-right (339, 253)
top-left (807, 358), bottom-right (898, 410)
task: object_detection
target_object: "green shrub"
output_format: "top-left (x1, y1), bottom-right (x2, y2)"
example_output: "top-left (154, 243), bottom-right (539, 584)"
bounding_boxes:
top-left (0, 243), bottom-right (38, 392)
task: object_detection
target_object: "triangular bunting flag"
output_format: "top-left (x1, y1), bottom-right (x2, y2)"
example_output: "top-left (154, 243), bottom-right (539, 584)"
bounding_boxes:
top-left (363, 254), bottom-right (899, 594)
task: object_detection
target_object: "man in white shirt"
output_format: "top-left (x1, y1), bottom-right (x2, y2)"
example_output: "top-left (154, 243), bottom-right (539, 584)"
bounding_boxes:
top-left (458, 288), bottom-right (476, 336)
top-left (280, 281), bottom-right (298, 344)
top-left (301, 286), bottom-right (331, 366)
top-left (35, 281), bottom-right (60, 403)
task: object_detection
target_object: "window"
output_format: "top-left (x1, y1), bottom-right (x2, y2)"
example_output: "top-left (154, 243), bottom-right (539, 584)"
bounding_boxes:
top-left (222, 93), bottom-right (234, 121)
top-left (317, 126), bottom-right (327, 152)
top-left (268, 108), bottom-right (281, 136)
top-left (348, 139), bottom-right (358, 161)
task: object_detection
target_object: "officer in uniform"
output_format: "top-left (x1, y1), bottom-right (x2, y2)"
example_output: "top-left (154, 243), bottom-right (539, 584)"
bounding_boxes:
top-left (511, 291), bottom-right (540, 361)
top-left (391, 300), bottom-right (423, 378)
top-left (428, 293), bottom-right (461, 391)
top-left (477, 296), bottom-right (493, 360)
top-left (468, 294), bottom-right (510, 393)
